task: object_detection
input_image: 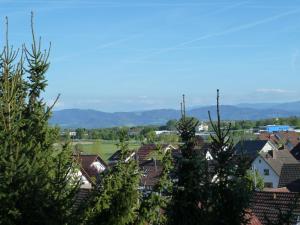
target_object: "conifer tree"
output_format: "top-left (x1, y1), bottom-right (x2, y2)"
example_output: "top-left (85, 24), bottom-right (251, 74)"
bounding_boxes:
top-left (207, 90), bottom-right (251, 225)
top-left (137, 145), bottom-right (173, 225)
top-left (0, 14), bottom-right (80, 225)
top-left (168, 95), bottom-right (209, 225)
top-left (83, 129), bottom-right (141, 225)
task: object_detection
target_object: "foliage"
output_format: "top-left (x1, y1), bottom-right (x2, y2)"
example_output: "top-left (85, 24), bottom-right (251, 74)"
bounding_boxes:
top-left (245, 170), bottom-right (264, 191)
top-left (168, 95), bottom-right (209, 225)
top-left (207, 90), bottom-right (251, 225)
top-left (0, 14), bottom-right (80, 225)
top-left (137, 145), bottom-right (173, 225)
top-left (83, 129), bottom-right (141, 225)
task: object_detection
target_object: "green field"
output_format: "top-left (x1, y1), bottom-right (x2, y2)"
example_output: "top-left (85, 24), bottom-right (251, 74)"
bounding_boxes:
top-left (72, 140), bottom-right (141, 161)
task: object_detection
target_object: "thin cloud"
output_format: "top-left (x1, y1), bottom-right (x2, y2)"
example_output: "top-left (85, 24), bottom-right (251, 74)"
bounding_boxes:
top-left (53, 34), bottom-right (141, 63)
top-left (130, 8), bottom-right (300, 62)
top-left (256, 89), bottom-right (295, 94)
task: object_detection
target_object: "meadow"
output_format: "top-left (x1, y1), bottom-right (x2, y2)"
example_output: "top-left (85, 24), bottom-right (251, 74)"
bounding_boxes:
top-left (72, 140), bottom-right (141, 161)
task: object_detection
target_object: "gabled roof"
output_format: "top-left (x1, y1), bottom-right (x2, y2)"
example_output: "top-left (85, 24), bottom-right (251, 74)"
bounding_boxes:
top-left (278, 164), bottom-right (300, 192)
top-left (259, 131), bottom-right (300, 151)
top-left (73, 154), bottom-right (108, 183)
top-left (235, 140), bottom-right (270, 159)
top-left (250, 191), bottom-right (300, 225)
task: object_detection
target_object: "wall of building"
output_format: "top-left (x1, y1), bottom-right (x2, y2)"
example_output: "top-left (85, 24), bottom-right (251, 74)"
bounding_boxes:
top-left (252, 156), bottom-right (279, 188)
top-left (261, 142), bottom-right (275, 153)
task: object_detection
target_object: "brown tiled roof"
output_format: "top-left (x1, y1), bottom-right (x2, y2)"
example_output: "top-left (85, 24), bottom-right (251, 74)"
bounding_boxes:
top-left (278, 164), bottom-right (300, 191)
top-left (246, 211), bottom-right (262, 225)
top-left (259, 131), bottom-right (300, 151)
top-left (250, 191), bottom-right (300, 224)
top-left (73, 154), bottom-right (108, 182)
top-left (263, 187), bottom-right (290, 193)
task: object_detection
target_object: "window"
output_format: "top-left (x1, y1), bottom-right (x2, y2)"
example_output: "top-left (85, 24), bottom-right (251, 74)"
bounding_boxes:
top-left (259, 159), bottom-right (261, 163)
top-left (264, 182), bottom-right (273, 188)
top-left (264, 169), bottom-right (269, 176)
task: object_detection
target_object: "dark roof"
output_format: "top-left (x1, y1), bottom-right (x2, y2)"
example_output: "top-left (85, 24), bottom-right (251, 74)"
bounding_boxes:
top-left (140, 159), bottom-right (163, 188)
top-left (291, 143), bottom-right (300, 160)
top-left (108, 150), bottom-right (122, 162)
top-left (137, 144), bottom-right (172, 162)
top-left (235, 140), bottom-right (270, 159)
top-left (250, 191), bottom-right (300, 224)
top-left (73, 188), bottom-right (91, 210)
top-left (278, 164), bottom-right (300, 192)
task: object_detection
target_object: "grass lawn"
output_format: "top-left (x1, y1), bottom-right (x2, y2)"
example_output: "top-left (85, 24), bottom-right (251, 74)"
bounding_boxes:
top-left (72, 140), bottom-right (141, 161)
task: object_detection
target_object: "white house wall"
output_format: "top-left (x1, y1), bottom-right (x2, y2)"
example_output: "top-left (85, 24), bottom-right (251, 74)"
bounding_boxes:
top-left (261, 142), bottom-right (275, 153)
top-left (252, 156), bottom-right (279, 188)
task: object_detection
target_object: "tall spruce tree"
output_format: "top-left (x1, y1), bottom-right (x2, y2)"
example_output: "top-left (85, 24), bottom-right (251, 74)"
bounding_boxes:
top-left (207, 90), bottom-right (251, 225)
top-left (137, 145), bottom-right (173, 225)
top-left (83, 129), bottom-right (141, 225)
top-left (0, 15), bottom-right (80, 225)
top-left (168, 95), bottom-right (209, 225)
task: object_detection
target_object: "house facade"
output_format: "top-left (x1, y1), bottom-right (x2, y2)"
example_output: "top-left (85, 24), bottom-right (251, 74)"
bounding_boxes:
top-left (252, 155), bottom-right (279, 188)
top-left (251, 149), bottom-right (300, 189)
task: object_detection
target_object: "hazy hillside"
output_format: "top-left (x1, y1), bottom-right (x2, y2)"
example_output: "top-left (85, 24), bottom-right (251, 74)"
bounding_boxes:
top-left (50, 101), bottom-right (300, 128)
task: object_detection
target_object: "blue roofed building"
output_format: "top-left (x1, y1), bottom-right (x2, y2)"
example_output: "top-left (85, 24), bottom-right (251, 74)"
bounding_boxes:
top-left (264, 125), bottom-right (292, 133)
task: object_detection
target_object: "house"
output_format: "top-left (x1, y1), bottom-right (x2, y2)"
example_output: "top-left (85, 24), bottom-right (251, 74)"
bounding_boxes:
top-left (235, 140), bottom-right (277, 161)
top-left (196, 122), bottom-right (209, 132)
top-left (252, 149), bottom-right (300, 189)
top-left (249, 191), bottom-right (300, 224)
top-left (73, 154), bottom-right (108, 188)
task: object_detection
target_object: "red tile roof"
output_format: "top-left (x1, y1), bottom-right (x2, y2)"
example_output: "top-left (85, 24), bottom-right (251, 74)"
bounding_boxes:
top-left (250, 191), bottom-right (300, 224)
top-left (246, 211), bottom-right (262, 225)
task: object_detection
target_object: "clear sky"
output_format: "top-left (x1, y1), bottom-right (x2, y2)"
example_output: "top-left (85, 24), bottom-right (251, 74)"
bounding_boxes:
top-left (1, 0), bottom-right (300, 112)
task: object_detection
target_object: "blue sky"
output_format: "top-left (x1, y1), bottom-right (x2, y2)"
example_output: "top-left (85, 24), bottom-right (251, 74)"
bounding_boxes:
top-left (1, 0), bottom-right (300, 112)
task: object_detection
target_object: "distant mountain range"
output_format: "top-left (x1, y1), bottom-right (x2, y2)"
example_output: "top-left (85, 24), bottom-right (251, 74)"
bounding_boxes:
top-left (50, 101), bottom-right (300, 128)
